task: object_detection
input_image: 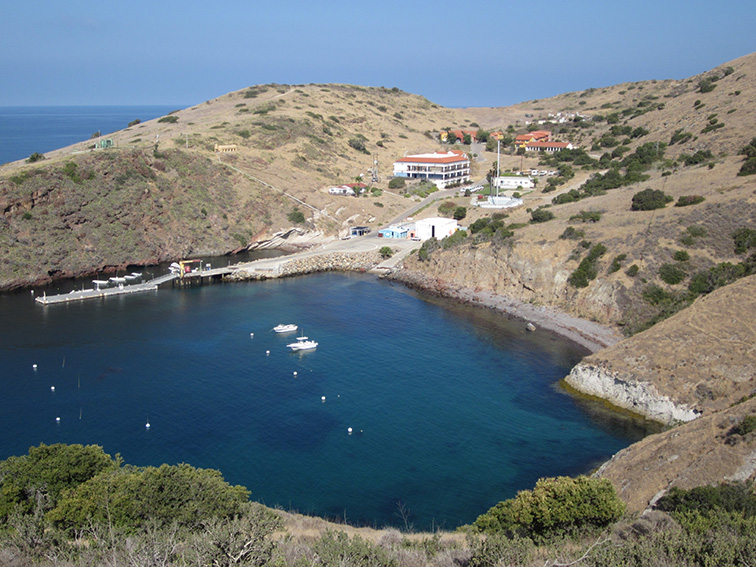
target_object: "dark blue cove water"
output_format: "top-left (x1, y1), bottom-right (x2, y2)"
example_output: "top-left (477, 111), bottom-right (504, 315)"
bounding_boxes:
top-left (0, 106), bottom-right (181, 164)
top-left (0, 273), bottom-right (646, 530)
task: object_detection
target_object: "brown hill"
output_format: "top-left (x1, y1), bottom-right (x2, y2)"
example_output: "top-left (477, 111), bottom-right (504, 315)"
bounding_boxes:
top-left (0, 84), bottom-right (476, 288)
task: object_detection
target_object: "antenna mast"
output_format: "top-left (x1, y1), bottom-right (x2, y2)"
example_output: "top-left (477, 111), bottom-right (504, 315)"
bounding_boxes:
top-left (370, 156), bottom-right (379, 183)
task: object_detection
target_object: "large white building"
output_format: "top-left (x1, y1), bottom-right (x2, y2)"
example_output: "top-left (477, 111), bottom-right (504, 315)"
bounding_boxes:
top-left (392, 150), bottom-right (470, 189)
top-left (413, 217), bottom-right (459, 240)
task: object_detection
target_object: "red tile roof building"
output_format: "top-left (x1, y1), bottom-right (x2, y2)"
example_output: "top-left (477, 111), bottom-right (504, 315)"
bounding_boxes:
top-left (514, 130), bottom-right (552, 148)
top-left (524, 141), bottom-right (573, 153)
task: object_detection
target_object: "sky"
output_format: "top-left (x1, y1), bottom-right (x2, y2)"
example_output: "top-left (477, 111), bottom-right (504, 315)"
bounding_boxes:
top-left (2, 0), bottom-right (755, 109)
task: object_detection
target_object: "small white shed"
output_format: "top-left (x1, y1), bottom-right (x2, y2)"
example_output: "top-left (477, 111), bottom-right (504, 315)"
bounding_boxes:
top-left (415, 217), bottom-right (459, 240)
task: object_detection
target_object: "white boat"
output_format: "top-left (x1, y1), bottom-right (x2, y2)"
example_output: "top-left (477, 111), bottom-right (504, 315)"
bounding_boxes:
top-left (273, 324), bottom-right (298, 333)
top-left (287, 336), bottom-right (318, 351)
top-left (92, 279), bottom-right (110, 290)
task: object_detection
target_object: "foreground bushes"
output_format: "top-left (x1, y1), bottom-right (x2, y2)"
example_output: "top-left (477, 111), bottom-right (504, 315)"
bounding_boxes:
top-left (472, 476), bottom-right (625, 541)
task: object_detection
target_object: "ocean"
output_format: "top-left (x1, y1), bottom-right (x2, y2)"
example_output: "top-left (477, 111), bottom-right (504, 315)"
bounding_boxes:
top-left (0, 105), bottom-right (181, 165)
top-left (0, 107), bottom-right (650, 530)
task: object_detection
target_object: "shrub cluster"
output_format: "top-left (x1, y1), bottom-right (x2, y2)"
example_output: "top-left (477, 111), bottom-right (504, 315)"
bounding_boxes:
top-left (738, 137), bottom-right (756, 176)
top-left (530, 207), bottom-right (554, 223)
top-left (675, 195), bottom-right (705, 207)
top-left (568, 243), bottom-right (607, 288)
top-left (472, 476), bottom-right (625, 541)
top-left (631, 188), bottom-right (673, 211)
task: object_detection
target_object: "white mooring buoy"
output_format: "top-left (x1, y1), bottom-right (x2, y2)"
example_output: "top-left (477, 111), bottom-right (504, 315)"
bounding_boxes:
top-left (32, 364), bottom-right (38, 370)
top-left (347, 427), bottom-right (353, 435)
top-left (50, 386), bottom-right (55, 391)
top-left (321, 396), bottom-right (326, 402)
top-left (293, 371), bottom-right (298, 377)
top-left (55, 417), bottom-right (60, 422)
top-left (146, 422), bottom-right (151, 429)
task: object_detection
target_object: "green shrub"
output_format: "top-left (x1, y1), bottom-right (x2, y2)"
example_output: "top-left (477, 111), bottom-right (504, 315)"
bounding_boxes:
top-left (687, 225), bottom-right (708, 238)
top-left (626, 264), bottom-right (639, 277)
top-left (732, 228), bottom-right (756, 254)
top-left (631, 188), bottom-right (673, 211)
top-left (658, 263), bottom-right (686, 285)
top-left (287, 208), bottom-right (305, 223)
top-left (673, 250), bottom-right (690, 262)
top-left (48, 463), bottom-right (249, 533)
top-left (656, 482), bottom-right (756, 521)
top-left (669, 129), bottom-right (693, 145)
top-left (348, 137), bottom-right (368, 153)
top-left (0, 443), bottom-right (117, 521)
top-left (379, 246), bottom-right (393, 258)
top-left (472, 476), bottom-right (625, 541)
top-left (26, 152), bottom-right (45, 163)
top-left (437, 200), bottom-right (457, 217)
top-left (21, 211), bottom-right (33, 220)
top-left (127, 118), bottom-right (141, 127)
top-left (388, 177), bottom-right (405, 189)
top-left (688, 262), bottom-right (747, 294)
top-left (453, 206), bottom-right (467, 220)
top-left (157, 115), bottom-right (179, 123)
top-left (698, 78), bottom-right (717, 93)
top-left (730, 415), bottom-right (756, 437)
top-left (675, 195), bottom-right (705, 207)
top-left (608, 253), bottom-right (627, 274)
top-left (569, 210), bottom-right (602, 223)
top-left (739, 157), bottom-right (756, 176)
top-left (560, 227), bottom-right (585, 240)
top-left (568, 243), bottom-right (606, 288)
top-left (680, 150), bottom-right (714, 166)
top-left (441, 229), bottom-right (467, 249)
top-left (530, 207), bottom-right (554, 223)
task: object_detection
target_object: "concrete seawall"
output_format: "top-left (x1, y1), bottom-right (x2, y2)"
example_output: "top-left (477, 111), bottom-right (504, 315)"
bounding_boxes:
top-left (226, 250), bottom-right (385, 281)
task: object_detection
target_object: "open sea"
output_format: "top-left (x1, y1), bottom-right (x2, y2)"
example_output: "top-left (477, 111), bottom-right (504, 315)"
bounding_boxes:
top-left (0, 107), bottom-right (651, 530)
top-left (0, 105), bottom-right (180, 165)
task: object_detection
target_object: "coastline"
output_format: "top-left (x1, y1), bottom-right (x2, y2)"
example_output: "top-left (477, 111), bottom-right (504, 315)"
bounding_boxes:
top-left (385, 268), bottom-right (623, 354)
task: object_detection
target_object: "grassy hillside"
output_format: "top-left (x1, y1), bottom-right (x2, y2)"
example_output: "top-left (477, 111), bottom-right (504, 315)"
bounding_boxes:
top-left (0, 84), bottom-right (478, 289)
top-left (400, 52), bottom-right (756, 335)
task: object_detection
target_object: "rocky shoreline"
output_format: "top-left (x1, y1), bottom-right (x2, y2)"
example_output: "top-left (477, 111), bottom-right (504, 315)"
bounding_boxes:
top-left (386, 268), bottom-right (623, 354)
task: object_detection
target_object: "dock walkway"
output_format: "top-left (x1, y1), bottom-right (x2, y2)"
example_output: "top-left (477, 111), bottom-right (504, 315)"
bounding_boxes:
top-left (34, 275), bottom-right (172, 305)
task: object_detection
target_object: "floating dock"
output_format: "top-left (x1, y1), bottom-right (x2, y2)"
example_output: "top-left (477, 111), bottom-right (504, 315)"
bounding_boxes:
top-left (34, 266), bottom-right (233, 305)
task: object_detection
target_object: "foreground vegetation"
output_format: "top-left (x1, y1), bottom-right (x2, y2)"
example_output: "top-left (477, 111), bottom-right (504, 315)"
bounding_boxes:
top-left (2, 443), bottom-right (756, 566)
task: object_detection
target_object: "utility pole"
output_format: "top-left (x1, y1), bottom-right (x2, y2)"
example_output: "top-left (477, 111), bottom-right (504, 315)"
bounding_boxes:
top-left (496, 138), bottom-right (501, 198)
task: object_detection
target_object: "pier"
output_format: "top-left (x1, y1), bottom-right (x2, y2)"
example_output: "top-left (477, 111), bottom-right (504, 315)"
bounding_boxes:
top-left (34, 266), bottom-right (233, 305)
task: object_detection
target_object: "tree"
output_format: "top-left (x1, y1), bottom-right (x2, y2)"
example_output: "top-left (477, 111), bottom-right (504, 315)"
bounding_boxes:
top-left (25, 152), bottom-right (45, 163)
top-left (453, 206), bottom-right (467, 220)
top-left (463, 133), bottom-right (472, 145)
top-left (0, 443), bottom-right (117, 521)
top-left (631, 188), bottom-right (673, 211)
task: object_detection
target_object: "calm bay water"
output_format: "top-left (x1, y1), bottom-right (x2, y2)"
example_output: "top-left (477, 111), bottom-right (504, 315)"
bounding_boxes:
top-left (0, 106), bottom-right (648, 529)
top-left (0, 273), bottom-right (648, 530)
top-left (0, 105), bottom-right (181, 164)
